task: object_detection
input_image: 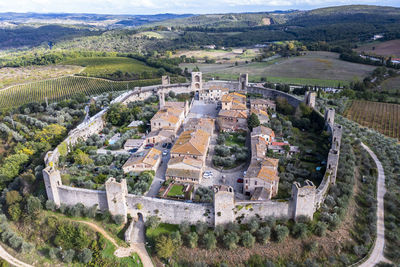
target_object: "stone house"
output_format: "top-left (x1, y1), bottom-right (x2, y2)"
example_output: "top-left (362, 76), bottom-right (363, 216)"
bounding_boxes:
top-left (251, 126), bottom-right (275, 144)
top-left (164, 101), bottom-right (190, 116)
top-left (250, 98), bottom-right (276, 111)
top-left (199, 86), bottom-right (229, 102)
top-left (170, 129), bottom-right (211, 163)
top-left (166, 156), bottom-right (204, 183)
top-left (217, 109), bottom-right (248, 132)
top-left (184, 118), bottom-right (215, 135)
top-left (250, 108), bottom-right (270, 124)
top-left (124, 138), bottom-right (144, 151)
top-left (122, 148), bottom-right (162, 173)
top-left (221, 92), bottom-right (247, 111)
top-left (244, 158), bottom-right (279, 199)
top-left (150, 107), bottom-right (185, 133)
top-left (268, 142), bottom-right (299, 156)
top-left (145, 129), bottom-right (175, 145)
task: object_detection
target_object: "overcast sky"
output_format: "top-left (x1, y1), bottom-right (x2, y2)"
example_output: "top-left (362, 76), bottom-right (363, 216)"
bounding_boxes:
top-left (0, 0), bottom-right (398, 14)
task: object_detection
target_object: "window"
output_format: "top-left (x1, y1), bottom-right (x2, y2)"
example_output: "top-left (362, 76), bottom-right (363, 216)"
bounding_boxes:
top-left (255, 181), bottom-right (257, 186)
top-left (245, 179), bottom-right (248, 184)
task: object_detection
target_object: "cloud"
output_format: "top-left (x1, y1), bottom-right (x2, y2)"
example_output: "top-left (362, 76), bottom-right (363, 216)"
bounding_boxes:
top-left (0, 0), bottom-right (397, 14)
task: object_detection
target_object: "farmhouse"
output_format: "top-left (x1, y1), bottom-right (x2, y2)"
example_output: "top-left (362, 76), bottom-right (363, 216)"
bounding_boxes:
top-left (145, 129), bottom-right (175, 145)
top-left (150, 107), bottom-right (185, 133)
top-left (122, 148), bottom-right (162, 173)
top-left (217, 109), bottom-right (248, 132)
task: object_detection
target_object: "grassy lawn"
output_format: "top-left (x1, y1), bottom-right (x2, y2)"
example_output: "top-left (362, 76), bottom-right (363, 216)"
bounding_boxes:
top-left (102, 239), bottom-right (140, 266)
top-left (146, 223), bottom-right (179, 241)
top-left (63, 56), bottom-right (156, 77)
top-left (167, 184), bottom-right (184, 197)
top-left (225, 132), bottom-right (246, 147)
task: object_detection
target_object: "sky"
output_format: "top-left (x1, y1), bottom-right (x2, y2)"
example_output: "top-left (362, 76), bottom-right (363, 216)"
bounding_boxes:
top-left (0, 0), bottom-right (399, 15)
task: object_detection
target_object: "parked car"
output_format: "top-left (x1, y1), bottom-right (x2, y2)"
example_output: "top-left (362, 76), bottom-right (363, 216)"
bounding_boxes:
top-left (162, 150), bottom-right (168, 156)
top-left (129, 148), bottom-right (138, 153)
top-left (166, 143), bottom-right (173, 149)
top-left (162, 143), bottom-right (167, 148)
top-left (237, 178), bottom-right (244, 183)
top-left (144, 143), bottom-right (154, 149)
top-left (203, 171), bottom-right (213, 178)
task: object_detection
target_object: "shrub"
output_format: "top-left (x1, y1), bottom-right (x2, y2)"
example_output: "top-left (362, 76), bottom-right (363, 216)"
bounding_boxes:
top-left (61, 249), bottom-right (75, 263)
top-left (68, 203), bottom-right (84, 217)
top-left (78, 248), bottom-right (93, 264)
top-left (8, 204), bottom-right (21, 221)
top-left (145, 216), bottom-right (160, 229)
top-left (8, 235), bottom-right (23, 250)
top-left (196, 222), bottom-right (208, 236)
top-left (247, 218), bottom-right (259, 233)
top-left (274, 225), bottom-right (289, 243)
top-left (223, 232), bottom-right (239, 250)
top-left (202, 232), bottom-right (217, 250)
top-left (49, 247), bottom-right (60, 260)
top-left (187, 232), bottom-right (198, 249)
top-left (26, 196), bottom-right (42, 216)
top-left (214, 225), bottom-right (225, 238)
top-left (20, 242), bottom-right (33, 253)
top-left (255, 226), bottom-right (271, 244)
top-left (59, 203), bottom-right (68, 214)
top-left (170, 231), bottom-right (183, 247)
top-left (5, 191), bottom-right (22, 205)
top-left (179, 221), bottom-right (191, 234)
top-left (45, 200), bottom-right (57, 211)
top-left (226, 222), bottom-right (240, 233)
top-left (314, 221), bottom-right (328, 237)
top-left (113, 215), bottom-right (125, 225)
top-left (292, 223), bottom-right (309, 239)
top-left (241, 231), bottom-right (255, 248)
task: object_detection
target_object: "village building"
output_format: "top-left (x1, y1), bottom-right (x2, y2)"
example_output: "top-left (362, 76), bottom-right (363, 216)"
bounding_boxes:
top-left (199, 86), bottom-right (229, 102)
top-left (122, 148), bottom-right (162, 173)
top-left (251, 126), bottom-right (275, 144)
top-left (164, 101), bottom-right (190, 116)
top-left (145, 129), bottom-right (175, 145)
top-left (150, 107), bottom-right (185, 133)
top-left (124, 138), bottom-right (145, 151)
top-left (165, 156), bottom-right (204, 183)
top-left (170, 129), bottom-right (210, 163)
top-left (250, 98), bottom-right (276, 111)
top-left (250, 108), bottom-right (270, 124)
top-left (268, 141), bottom-right (300, 156)
top-left (184, 117), bottom-right (215, 135)
top-left (217, 109), bottom-right (248, 132)
top-left (127, 120), bottom-right (143, 129)
top-left (221, 92), bottom-right (247, 111)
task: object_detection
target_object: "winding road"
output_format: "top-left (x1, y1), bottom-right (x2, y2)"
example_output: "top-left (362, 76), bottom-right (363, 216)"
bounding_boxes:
top-left (358, 143), bottom-right (391, 266)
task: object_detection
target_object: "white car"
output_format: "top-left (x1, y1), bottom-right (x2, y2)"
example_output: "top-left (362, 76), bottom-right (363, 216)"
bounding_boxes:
top-left (162, 150), bottom-right (168, 156)
top-left (203, 171), bottom-right (213, 178)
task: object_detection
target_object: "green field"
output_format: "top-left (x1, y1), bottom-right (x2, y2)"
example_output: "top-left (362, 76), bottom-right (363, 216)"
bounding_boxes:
top-left (381, 76), bottom-right (400, 92)
top-left (0, 76), bottom-right (162, 109)
top-left (63, 57), bottom-right (157, 77)
top-left (183, 51), bottom-right (376, 87)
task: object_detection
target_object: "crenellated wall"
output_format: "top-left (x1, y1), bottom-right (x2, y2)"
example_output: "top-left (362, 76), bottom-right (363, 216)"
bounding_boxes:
top-left (42, 74), bottom-right (342, 226)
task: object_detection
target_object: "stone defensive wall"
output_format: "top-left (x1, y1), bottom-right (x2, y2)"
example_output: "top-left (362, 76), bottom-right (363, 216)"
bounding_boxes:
top-left (42, 76), bottom-right (342, 226)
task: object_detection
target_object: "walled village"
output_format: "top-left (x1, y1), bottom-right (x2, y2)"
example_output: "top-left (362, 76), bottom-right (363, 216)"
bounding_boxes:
top-left (42, 72), bottom-right (342, 231)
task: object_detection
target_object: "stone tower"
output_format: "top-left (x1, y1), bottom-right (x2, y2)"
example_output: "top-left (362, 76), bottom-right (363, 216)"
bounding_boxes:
top-left (105, 178), bottom-right (128, 223)
top-left (161, 75), bottom-right (170, 86)
top-left (239, 73), bottom-right (248, 90)
top-left (332, 124), bottom-right (343, 151)
top-left (213, 185), bottom-right (235, 226)
top-left (304, 91), bottom-right (316, 108)
top-left (158, 91), bottom-right (165, 109)
top-left (191, 72), bottom-right (202, 90)
top-left (43, 166), bottom-right (62, 206)
top-left (324, 108), bottom-right (335, 130)
top-left (291, 180), bottom-right (316, 220)
top-left (327, 149), bottom-right (339, 184)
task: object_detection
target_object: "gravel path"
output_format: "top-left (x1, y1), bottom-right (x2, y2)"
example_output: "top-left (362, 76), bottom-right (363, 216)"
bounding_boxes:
top-left (359, 143), bottom-right (391, 266)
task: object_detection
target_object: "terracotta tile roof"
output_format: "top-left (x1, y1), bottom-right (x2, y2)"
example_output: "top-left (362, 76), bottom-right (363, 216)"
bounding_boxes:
top-left (151, 107), bottom-right (183, 125)
top-left (221, 92), bottom-right (246, 103)
top-left (218, 109), bottom-right (248, 119)
top-left (164, 101), bottom-right (185, 109)
top-left (251, 108), bottom-right (269, 117)
top-left (252, 125), bottom-right (274, 137)
top-left (245, 160), bottom-right (279, 182)
top-left (208, 86), bottom-right (229, 92)
top-left (184, 118), bottom-right (215, 135)
top-left (166, 156), bottom-right (203, 179)
top-left (171, 129), bottom-right (210, 156)
top-left (250, 98), bottom-right (275, 106)
top-left (261, 157), bottom-right (279, 169)
top-left (123, 148), bottom-right (161, 168)
top-left (271, 142), bottom-right (288, 146)
top-left (257, 166), bottom-right (279, 181)
top-left (168, 156), bottom-right (203, 168)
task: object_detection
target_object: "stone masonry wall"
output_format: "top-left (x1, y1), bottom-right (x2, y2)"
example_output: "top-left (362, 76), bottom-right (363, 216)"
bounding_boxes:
top-left (57, 185), bottom-right (108, 210)
top-left (234, 200), bottom-right (291, 223)
top-left (125, 195), bottom-right (214, 225)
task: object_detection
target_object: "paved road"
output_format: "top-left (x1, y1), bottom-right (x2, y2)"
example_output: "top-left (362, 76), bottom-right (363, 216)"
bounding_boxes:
top-left (97, 148), bottom-right (130, 155)
top-left (359, 143), bottom-right (391, 267)
top-left (147, 153), bottom-right (170, 197)
top-left (126, 216), bottom-right (154, 267)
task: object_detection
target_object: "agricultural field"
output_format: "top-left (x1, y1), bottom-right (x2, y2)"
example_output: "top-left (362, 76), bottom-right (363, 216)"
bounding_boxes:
top-left (175, 48), bottom-right (261, 63)
top-left (0, 76), bottom-right (161, 109)
top-left (381, 76), bottom-right (400, 91)
top-left (355, 39), bottom-right (400, 57)
top-left (63, 57), bottom-right (157, 77)
top-left (344, 100), bottom-right (400, 139)
top-left (0, 65), bottom-right (83, 89)
top-left (183, 51), bottom-right (376, 87)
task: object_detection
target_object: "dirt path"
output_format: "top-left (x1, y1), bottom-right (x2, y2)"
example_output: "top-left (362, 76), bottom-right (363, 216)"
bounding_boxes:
top-left (359, 143), bottom-right (391, 266)
top-left (0, 244), bottom-right (33, 267)
top-left (78, 220), bottom-right (154, 267)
